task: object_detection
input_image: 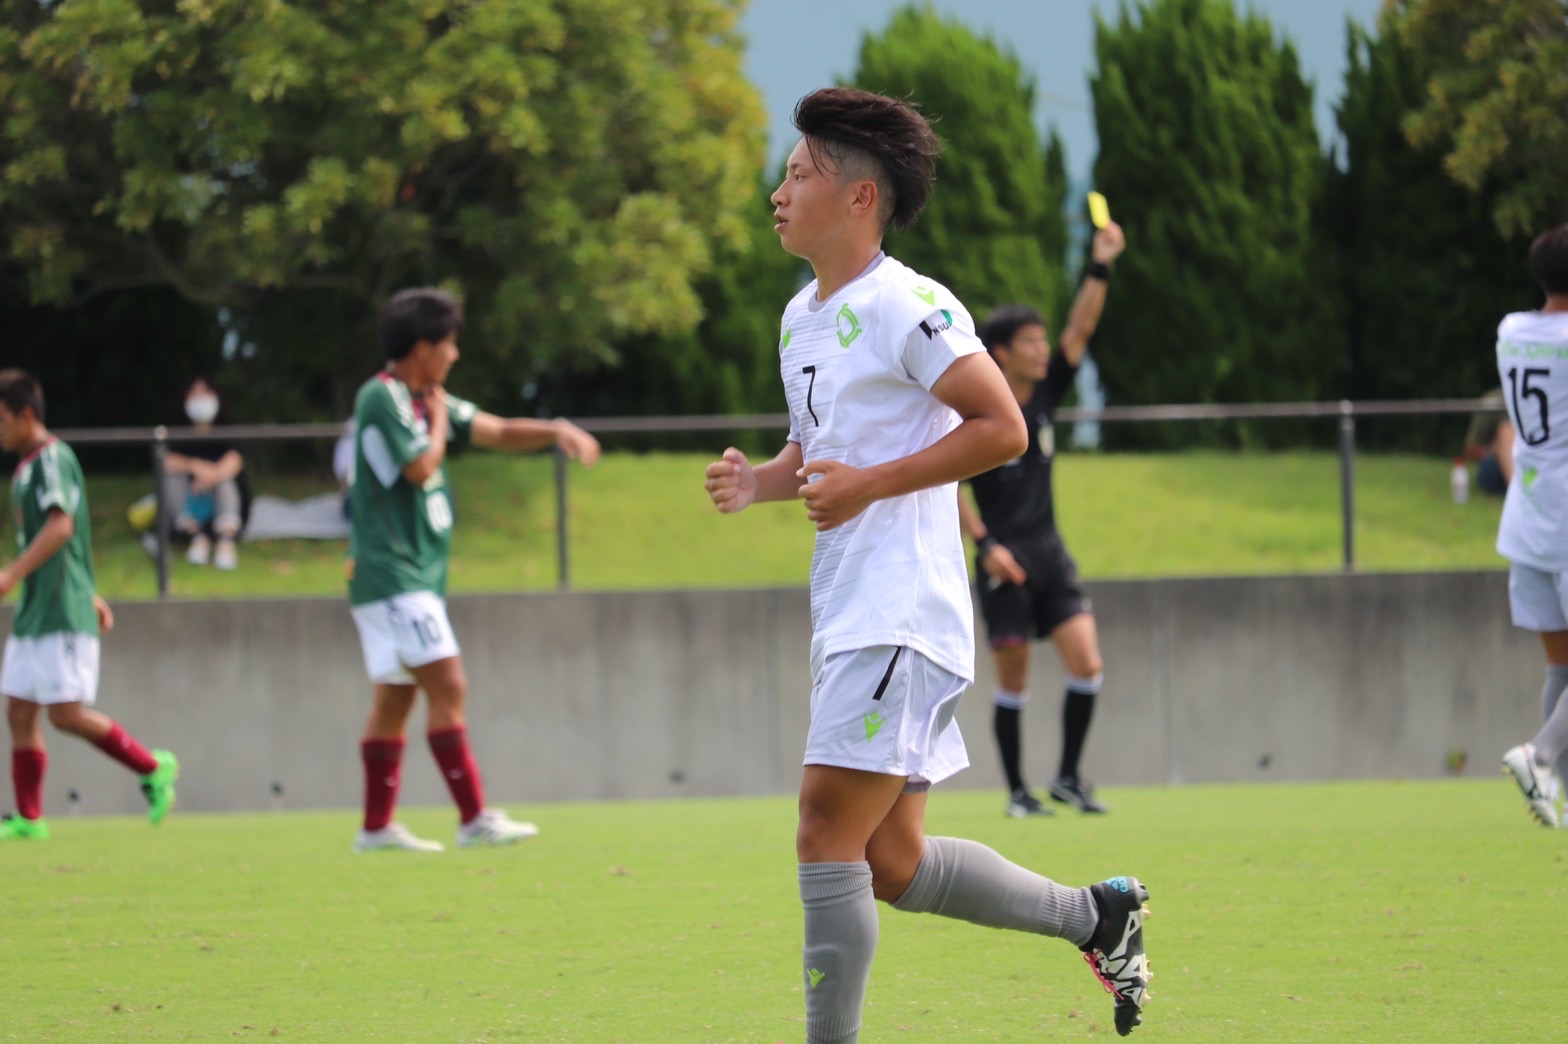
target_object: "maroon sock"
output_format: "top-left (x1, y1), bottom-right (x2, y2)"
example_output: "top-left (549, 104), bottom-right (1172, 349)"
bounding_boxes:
top-left (94, 722), bottom-right (158, 775)
top-left (361, 738), bottom-right (405, 832)
top-left (428, 725), bottom-right (485, 825)
top-left (12, 748), bottom-right (46, 820)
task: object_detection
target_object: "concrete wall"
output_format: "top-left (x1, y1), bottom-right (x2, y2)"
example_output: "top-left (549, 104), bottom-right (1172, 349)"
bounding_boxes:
top-left (0, 570), bottom-right (1540, 817)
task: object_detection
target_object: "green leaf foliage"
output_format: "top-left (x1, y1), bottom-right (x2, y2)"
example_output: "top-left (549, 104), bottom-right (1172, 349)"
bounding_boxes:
top-left (850, 4), bottom-right (1070, 326)
top-left (0, 0), bottom-right (764, 416)
top-left (1394, 0), bottom-right (1568, 240)
top-left (549, 171), bottom-right (808, 432)
top-left (1089, 0), bottom-right (1339, 445)
top-left (1326, 15), bottom-right (1534, 449)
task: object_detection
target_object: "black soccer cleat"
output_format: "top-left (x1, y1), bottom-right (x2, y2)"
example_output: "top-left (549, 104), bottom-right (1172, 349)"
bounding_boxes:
top-left (1082, 875), bottom-right (1152, 1036)
top-left (1050, 776), bottom-right (1109, 813)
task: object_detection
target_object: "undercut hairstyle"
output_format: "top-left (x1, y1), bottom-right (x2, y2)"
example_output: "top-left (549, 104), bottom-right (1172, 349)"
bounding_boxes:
top-left (979, 305), bottom-right (1048, 354)
top-left (379, 287), bottom-right (465, 361)
top-left (1530, 224), bottom-right (1568, 296)
top-left (0, 369), bottom-right (44, 424)
top-left (791, 87), bottom-right (942, 232)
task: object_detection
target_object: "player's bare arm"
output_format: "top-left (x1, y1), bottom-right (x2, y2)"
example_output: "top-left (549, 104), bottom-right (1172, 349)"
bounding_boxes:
top-left (957, 487), bottom-right (1028, 585)
top-left (470, 411), bottom-right (601, 465)
top-left (1057, 222), bottom-right (1127, 366)
top-left (705, 441), bottom-right (805, 514)
top-left (799, 353), bottom-right (1027, 531)
top-left (0, 508), bottom-right (74, 598)
top-left (93, 594), bottom-right (114, 634)
top-left (401, 386), bottom-right (450, 486)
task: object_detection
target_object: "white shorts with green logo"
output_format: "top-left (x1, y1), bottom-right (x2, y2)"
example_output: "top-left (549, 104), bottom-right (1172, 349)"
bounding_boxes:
top-left (1, 633), bottom-right (100, 705)
top-left (350, 590), bottom-right (461, 685)
top-left (804, 645), bottom-right (969, 786)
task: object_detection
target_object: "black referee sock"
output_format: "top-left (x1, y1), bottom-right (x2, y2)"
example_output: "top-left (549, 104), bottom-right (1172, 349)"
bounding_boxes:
top-left (1058, 675), bottom-right (1102, 782)
top-left (993, 691), bottom-right (1027, 794)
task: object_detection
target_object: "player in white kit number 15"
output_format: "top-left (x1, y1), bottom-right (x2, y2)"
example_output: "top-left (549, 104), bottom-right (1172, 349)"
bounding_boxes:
top-left (1498, 223), bottom-right (1568, 829)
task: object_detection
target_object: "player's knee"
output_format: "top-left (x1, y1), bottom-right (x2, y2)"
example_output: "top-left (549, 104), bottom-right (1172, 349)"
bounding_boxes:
top-left (45, 703), bottom-right (85, 734)
top-left (5, 700), bottom-right (33, 731)
top-left (1074, 653), bottom-right (1104, 680)
top-left (866, 847), bottom-right (920, 902)
top-left (795, 807), bottom-right (834, 861)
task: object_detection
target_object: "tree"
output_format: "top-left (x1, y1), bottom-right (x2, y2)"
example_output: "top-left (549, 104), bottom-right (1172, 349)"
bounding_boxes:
top-left (1393, 0), bottom-right (1568, 239)
top-left (0, 0), bottom-right (764, 417)
top-left (1089, 0), bottom-right (1339, 442)
top-left (549, 170), bottom-right (808, 428)
top-left (850, 5), bottom-right (1071, 328)
top-left (1327, 15), bottom-right (1533, 449)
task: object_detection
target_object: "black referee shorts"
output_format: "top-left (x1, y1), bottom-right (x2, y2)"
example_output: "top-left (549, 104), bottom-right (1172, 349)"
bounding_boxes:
top-left (976, 533), bottom-right (1092, 647)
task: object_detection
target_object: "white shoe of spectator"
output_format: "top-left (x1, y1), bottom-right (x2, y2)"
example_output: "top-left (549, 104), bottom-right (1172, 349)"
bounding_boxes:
top-left (214, 538), bottom-right (238, 571)
top-left (186, 533), bottom-right (211, 566)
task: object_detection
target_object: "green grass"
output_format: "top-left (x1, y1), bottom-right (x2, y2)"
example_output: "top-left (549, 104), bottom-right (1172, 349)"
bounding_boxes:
top-left (1, 451), bottom-right (1507, 601)
top-left (1, 780), bottom-right (1563, 1041)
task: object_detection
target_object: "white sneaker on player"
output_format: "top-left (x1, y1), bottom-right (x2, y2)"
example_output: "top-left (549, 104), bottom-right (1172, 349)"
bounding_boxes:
top-left (353, 822), bottom-right (445, 852)
top-left (1502, 744), bottom-right (1561, 828)
top-left (456, 808), bottom-right (539, 848)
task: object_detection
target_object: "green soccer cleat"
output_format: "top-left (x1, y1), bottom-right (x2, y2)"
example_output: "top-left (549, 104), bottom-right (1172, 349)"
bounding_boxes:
top-left (140, 750), bottom-right (179, 825)
top-left (0, 813), bottom-right (50, 840)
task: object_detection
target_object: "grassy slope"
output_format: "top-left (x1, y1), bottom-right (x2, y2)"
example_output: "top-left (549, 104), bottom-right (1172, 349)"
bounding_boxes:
top-left (2, 451), bottom-right (1505, 602)
top-left (1, 780), bottom-right (1563, 1041)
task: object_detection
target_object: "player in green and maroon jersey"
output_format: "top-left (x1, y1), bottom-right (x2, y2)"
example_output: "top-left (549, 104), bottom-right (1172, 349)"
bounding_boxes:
top-left (347, 288), bottom-right (600, 853)
top-left (0, 370), bottom-right (177, 840)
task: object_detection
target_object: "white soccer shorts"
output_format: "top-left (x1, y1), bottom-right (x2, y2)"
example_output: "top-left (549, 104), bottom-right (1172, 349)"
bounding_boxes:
top-left (350, 590), bottom-right (462, 685)
top-left (804, 644), bottom-right (970, 786)
top-left (1508, 563), bottom-right (1568, 633)
top-left (0, 633), bottom-right (100, 705)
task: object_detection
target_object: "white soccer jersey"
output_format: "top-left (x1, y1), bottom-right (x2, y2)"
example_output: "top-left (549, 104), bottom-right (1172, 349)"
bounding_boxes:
top-left (1496, 311), bottom-right (1568, 570)
top-left (779, 253), bottom-right (985, 681)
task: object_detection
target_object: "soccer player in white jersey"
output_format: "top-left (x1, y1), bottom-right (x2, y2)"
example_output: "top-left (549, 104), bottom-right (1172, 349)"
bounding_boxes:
top-left (1499, 224), bottom-right (1568, 829)
top-left (703, 88), bottom-right (1153, 1040)
top-left (347, 288), bottom-right (600, 852)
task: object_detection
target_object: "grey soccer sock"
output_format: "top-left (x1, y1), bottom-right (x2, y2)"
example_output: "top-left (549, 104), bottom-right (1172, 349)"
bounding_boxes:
top-left (891, 836), bottom-right (1097, 947)
top-left (1531, 664), bottom-right (1568, 768)
top-left (800, 861), bottom-right (877, 1044)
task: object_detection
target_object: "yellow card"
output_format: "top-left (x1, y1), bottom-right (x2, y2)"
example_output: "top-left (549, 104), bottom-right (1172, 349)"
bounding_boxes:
top-left (1087, 191), bottom-right (1111, 230)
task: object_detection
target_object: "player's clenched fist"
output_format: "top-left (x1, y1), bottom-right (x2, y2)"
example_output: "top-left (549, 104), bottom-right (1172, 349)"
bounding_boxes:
top-left (705, 447), bottom-right (757, 514)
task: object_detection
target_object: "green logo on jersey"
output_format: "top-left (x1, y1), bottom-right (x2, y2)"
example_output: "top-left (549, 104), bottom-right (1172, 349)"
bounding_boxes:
top-left (782, 326), bottom-right (792, 350)
top-left (807, 968), bottom-right (826, 988)
top-left (911, 285), bottom-right (937, 305)
top-left (1524, 466), bottom-right (1540, 490)
top-left (836, 304), bottom-right (863, 347)
top-left (863, 711), bottom-right (886, 740)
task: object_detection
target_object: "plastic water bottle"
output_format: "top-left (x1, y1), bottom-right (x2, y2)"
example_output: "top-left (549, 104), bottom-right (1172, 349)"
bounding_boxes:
top-left (1451, 458), bottom-right (1470, 504)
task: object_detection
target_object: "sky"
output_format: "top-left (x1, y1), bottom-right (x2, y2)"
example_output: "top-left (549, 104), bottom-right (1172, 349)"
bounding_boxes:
top-left (740, 0), bottom-right (1387, 180)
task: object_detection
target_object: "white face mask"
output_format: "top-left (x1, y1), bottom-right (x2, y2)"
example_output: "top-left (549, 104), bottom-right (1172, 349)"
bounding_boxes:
top-left (185, 395), bottom-right (219, 424)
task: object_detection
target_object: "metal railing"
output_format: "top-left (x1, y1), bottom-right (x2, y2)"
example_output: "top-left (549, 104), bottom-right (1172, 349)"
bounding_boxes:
top-left (53, 398), bottom-right (1493, 597)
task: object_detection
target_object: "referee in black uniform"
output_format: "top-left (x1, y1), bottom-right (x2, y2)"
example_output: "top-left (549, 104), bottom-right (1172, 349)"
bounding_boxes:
top-left (959, 220), bottom-right (1126, 816)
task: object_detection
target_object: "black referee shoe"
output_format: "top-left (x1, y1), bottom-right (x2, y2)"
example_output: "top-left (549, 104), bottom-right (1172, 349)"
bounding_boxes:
top-left (1050, 776), bottom-right (1109, 814)
top-left (1005, 789), bottom-right (1055, 817)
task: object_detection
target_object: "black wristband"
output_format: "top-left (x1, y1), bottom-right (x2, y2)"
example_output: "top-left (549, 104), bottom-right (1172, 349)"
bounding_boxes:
top-left (976, 535), bottom-right (999, 558)
top-left (1085, 261), bottom-right (1111, 282)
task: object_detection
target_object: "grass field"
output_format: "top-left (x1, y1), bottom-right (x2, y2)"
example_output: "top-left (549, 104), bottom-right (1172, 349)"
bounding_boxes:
top-left (3, 780), bottom-right (1564, 1041)
top-left (3, 450), bottom-right (1507, 602)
